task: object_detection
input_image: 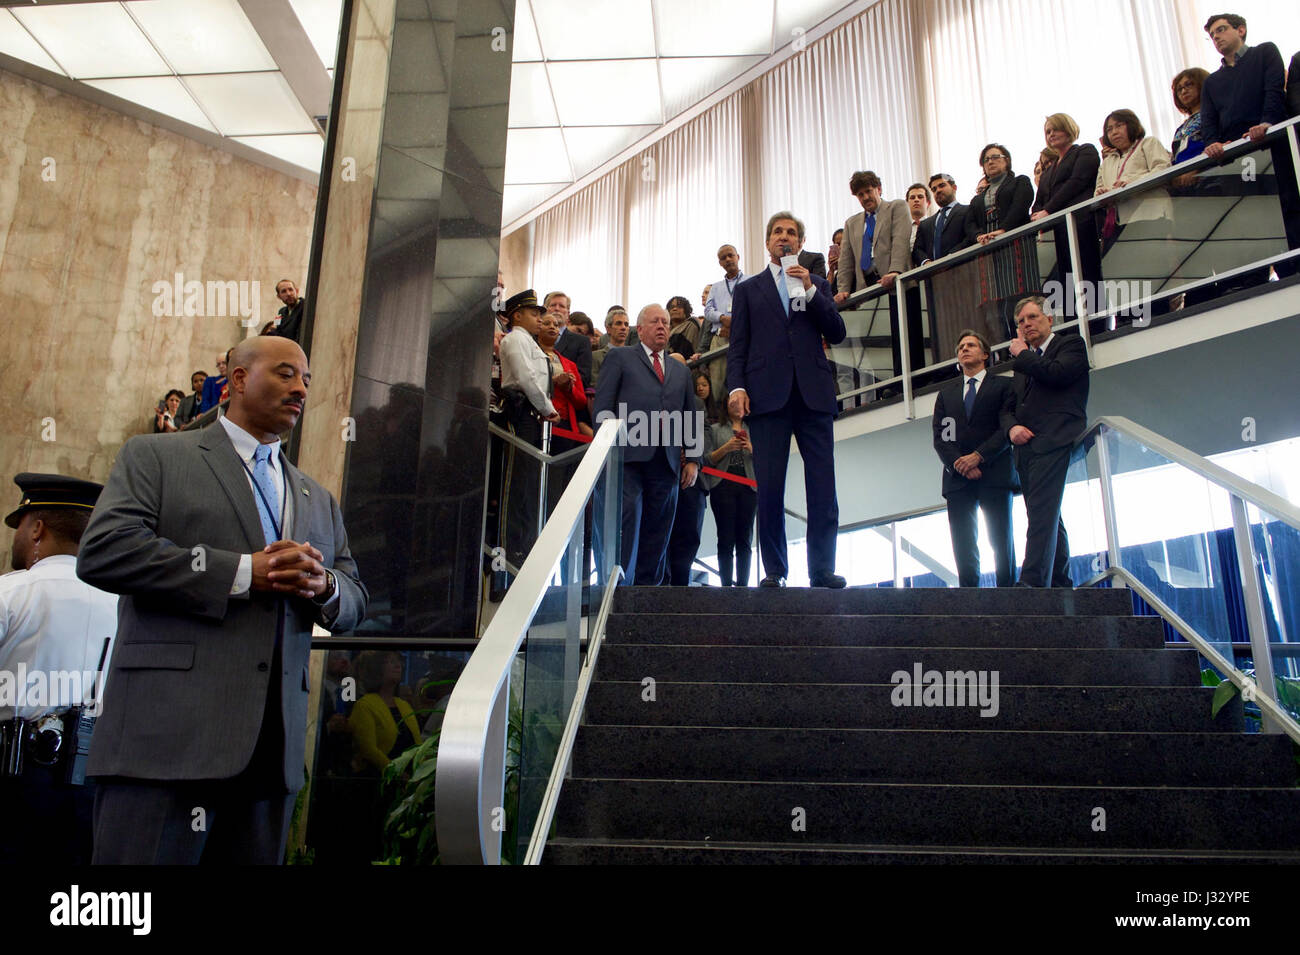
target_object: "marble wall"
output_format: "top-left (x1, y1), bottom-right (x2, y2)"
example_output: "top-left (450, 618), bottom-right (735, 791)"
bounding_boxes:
top-left (0, 68), bottom-right (316, 554)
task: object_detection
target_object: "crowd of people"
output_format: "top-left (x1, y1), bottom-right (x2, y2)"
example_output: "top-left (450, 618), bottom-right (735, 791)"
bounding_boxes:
top-left (489, 13), bottom-right (1300, 591)
top-left (151, 278), bottom-right (307, 433)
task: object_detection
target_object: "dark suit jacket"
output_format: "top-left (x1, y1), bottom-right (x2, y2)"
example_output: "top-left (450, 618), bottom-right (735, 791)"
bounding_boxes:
top-left (913, 202), bottom-right (973, 266)
top-left (1032, 143), bottom-right (1101, 214)
top-left (932, 373), bottom-right (1019, 495)
top-left (1288, 50), bottom-right (1300, 118)
top-left (798, 250), bottom-right (827, 279)
top-left (270, 298), bottom-right (306, 342)
top-left (999, 332), bottom-right (1090, 453)
top-left (593, 345), bottom-right (701, 470)
top-left (77, 424), bottom-right (368, 791)
top-left (726, 268), bottom-right (846, 417)
top-left (555, 328), bottom-right (593, 393)
top-left (965, 175), bottom-right (1034, 244)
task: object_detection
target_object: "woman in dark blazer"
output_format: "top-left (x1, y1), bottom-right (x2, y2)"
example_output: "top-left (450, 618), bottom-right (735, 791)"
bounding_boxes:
top-left (965, 143), bottom-right (1034, 246)
top-left (965, 143), bottom-right (1039, 342)
top-left (1030, 113), bottom-right (1103, 297)
top-left (1031, 113), bottom-right (1100, 215)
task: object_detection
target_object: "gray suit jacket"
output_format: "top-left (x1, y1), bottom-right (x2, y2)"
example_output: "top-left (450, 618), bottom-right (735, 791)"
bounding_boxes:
top-left (837, 199), bottom-right (912, 295)
top-left (77, 423), bottom-right (367, 791)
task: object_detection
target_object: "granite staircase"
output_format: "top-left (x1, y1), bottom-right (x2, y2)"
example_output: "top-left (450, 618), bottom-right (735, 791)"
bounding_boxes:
top-left (545, 586), bottom-right (1300, 863)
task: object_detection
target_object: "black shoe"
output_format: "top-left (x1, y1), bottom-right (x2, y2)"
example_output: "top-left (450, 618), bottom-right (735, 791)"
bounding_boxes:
top-left (810, 572), bottom-right (847, 589)
top-left (759, 575), bottom-right (786, 588)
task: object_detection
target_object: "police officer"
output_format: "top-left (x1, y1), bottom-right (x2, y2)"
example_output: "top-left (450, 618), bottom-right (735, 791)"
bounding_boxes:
top-left (0, 473), bottom-right (118, 865)
top-left (497, 290), bottom-right (561, 571)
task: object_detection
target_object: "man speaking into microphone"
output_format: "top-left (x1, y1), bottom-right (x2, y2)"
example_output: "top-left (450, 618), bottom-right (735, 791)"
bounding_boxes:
top-left (727, 212), bottom-right (847, 588)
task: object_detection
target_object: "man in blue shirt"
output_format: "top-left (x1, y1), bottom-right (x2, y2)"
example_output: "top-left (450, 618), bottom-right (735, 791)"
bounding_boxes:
top-left (703, 244), bottom-right (744, 335)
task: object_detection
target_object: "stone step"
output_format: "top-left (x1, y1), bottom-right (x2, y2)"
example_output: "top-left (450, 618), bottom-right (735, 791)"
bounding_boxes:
top-left (543, 838), bottom-right (1300, 865)
top-left (614, 585), bottom-right (1133, 617)
top-left (553, 778), bottom-right (1300, 850)
top-left (606, 613), bottom-right (1165, 649)
top-left (583, 682), bottom-right (1243, 731)
top-left (596, 644), bottom-right (1201, 686)
top-left (570, 726), bottom-right (1294, 786)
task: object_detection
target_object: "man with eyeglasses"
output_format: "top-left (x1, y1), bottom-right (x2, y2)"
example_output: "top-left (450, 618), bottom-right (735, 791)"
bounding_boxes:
top-left (1200, 13), bottom-right (1298, 275)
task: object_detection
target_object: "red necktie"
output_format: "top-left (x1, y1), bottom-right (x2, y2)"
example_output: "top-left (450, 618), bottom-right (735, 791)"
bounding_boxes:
top-left (652, 351), bottom-right (664, 383)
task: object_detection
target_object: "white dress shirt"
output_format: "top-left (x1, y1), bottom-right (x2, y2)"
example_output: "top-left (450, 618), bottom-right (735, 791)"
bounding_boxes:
top-left (962, 368), bottom-right (987, 395)
top-left (220, 416), bottom-right (340, 617)
top-left (0, 555), bottom-right (119, 719)
top-left (499, 327), bottom-right (557, 416)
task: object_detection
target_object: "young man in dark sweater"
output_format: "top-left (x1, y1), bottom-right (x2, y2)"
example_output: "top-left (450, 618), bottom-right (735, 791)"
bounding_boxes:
top-left (1200, 13), bottom-right (1297, 276)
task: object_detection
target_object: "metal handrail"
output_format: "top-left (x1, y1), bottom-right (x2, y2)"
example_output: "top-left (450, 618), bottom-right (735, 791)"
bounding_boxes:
top-left (434, 419), bottom-right (621, 864)
top-left (1081, 565), bottom-right (1300, 746)
top-left (1084, 416), bottom-right (1300, 529)
top-left (522, 564), bottom-right (623, 865)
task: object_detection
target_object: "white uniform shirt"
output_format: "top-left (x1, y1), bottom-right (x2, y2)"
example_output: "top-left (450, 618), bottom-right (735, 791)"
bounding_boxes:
top-left (499, 327), bottom-right (557, 416)
top-left (0, 555), bottom-right (119, 720)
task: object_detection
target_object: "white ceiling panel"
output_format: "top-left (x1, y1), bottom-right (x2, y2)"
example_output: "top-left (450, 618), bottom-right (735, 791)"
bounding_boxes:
top-left (0, 11), bottom-right (64, 75)
top-left (232, 133), bottom-right (324, 171)
top-left (507, 62), bottom-right (558, 127)
top-left (84, 76), bottom-right (217, 132)
top-left (653, 0), bottom-right (776, 57)
top-left (127, 0), bottom-right (277, 74)
top-left (288, 0), bottom-right (343, 69)
top-left (185, 71), bottom-right (316, 135)
top-left (504, 127), bottom-right (571, 184)
top-left (774, 0), bottom-right (855, 48)
top-left (659, 55), bottom-right (762, 120)
top-left (502, 182), bottom-right (569, 223)
top-left (512, 0), bottom-right (543, 62)
top-left (530, 0), bottom-right (654, 60)
top-left (546, 59), bottom-right (661, 126)
top-left (563, 125), bottom-right (656, 178)
top-left (13, 2), bottom-right (169, 78)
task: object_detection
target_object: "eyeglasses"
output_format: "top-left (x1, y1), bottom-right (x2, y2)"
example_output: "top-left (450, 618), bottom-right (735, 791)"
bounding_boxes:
top-left (1104, 123), bottom-right (1126, 133)
top-left (982, 154), bottom-right (1006, 163)
top-left (1175, 81), bottom-right (1197, 92)
top-left (1208, 23), bottom-right (1233, 37)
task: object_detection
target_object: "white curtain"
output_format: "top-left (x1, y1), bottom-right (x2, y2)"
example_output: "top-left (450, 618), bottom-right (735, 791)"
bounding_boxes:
top-left (523, 0), bottom-right (1298, 330)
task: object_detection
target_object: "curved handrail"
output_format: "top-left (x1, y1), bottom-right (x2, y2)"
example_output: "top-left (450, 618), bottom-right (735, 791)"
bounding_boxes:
top-left (434, 418), bottom-right (621, 864)
top-left (1086, 416), bottom-right (1300, 531)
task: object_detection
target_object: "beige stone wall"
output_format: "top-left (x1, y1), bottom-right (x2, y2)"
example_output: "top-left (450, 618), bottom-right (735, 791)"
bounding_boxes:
top-left (0, 68), bottom-right (315, 552)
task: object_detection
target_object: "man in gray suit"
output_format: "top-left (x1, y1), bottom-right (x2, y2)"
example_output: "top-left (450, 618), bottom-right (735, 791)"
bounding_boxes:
top-left (834, 169), bottom-right (912, 300)
top-left (77, 335), bottom-right (367, 864)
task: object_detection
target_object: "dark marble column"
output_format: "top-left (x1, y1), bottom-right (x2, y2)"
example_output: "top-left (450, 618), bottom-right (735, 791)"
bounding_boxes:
top-left (340, 0), bottom-right (514, 637)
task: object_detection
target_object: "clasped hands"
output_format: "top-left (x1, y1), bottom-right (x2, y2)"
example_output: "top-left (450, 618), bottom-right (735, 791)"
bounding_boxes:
top-left (953, 452), bottom-right (982, 481)
top-left (252, 539), bottom-right (330, 599)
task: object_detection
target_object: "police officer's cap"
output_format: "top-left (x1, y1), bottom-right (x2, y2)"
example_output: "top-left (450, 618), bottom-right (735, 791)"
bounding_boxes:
top-left (503, 289), bottom-right (544, 317)
top-left (4, 473), bottom-right (104, 528)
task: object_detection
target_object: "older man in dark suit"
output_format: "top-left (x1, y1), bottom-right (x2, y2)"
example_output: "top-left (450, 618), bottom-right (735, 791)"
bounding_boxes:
top-left (78, 335), bottom-right (367, 864)
top-left (728, 211), bottom-right (847, 588)
top-left (546, 291), bottom-right (593, 396)
top-left (932, 329), bottom-right (1018, 587)
top-left (594, 304), bottom-right (701, 585)
top-left (1000, 296), bottom-right (1089, 588)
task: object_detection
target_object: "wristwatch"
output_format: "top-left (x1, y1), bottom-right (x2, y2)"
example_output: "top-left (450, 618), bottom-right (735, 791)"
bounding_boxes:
top-left (312, 570), bottom-right (336, 604)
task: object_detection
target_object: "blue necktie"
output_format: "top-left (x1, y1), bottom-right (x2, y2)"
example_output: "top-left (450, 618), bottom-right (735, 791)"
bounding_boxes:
top-left (933, 208), bottom-right (948, 260)
top-left (964, 377), bottom-right (977, 421)
top-left (860, 213), bottom-right (876, 274)
top-left (1035, 346), bottom-right (1043, 356)
top-left (251, 444), bottom-right (280, 545)
top-left (776, 268), bottom-right (791, 317)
